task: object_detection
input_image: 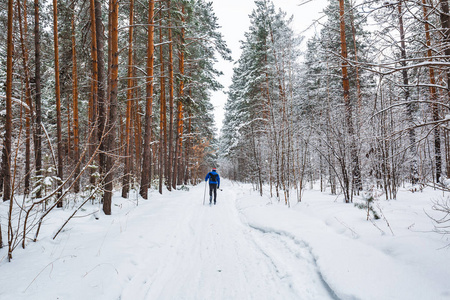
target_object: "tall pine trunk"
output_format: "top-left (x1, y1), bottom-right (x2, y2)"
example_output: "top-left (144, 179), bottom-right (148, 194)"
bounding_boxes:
top-left (3, 0), bottom-right (13, 202)
top-left (52, 0), bottom-right (64, 206)
top-left (103, 0), bottom-right (119, 215)
top-left (34, 0), bottom-right (43, 198)
top-left (167, 0), bottom-right (174, 191)
top-left (89, 0), bottom-right (98, 186)
top-left (175, 5), bottom-right (185, 186)
top-left (95, 0), bottom-right (107, 184)
top-left (422, 0), bottom-right (442, 183)
top-left (5, 0), bottom-right (13, 260)
top-left (140, 0), bottom-right (155, 199)
top-left (159, 6), bottom-right (167, 194)
top-left (17, 0), bottom-right (32, 195)
top-left (339, 0), bottom-right (354, 203)
top-left (72, 4), bottom-right (80, 193)
top-left (123, 0), bottom-right (135, 198)
top-left (348, 0), bottom-right (362, 192)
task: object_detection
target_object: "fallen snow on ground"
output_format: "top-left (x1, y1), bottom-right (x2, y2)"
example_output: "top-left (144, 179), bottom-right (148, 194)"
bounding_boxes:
top-left (1, 180), bottom-right (450, 300)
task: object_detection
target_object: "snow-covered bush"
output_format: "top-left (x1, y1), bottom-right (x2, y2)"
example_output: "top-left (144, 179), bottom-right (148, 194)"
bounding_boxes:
top-left (428, 197), bottom-right (450, 243)
top-left (355, 189), bottom-right (381, 220)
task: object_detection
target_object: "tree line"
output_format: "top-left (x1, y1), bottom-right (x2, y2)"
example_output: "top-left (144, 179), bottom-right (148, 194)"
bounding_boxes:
top-left (221, 0), bottom-right (450, 206)
top-left (0, 0), bottom-right (229, 260)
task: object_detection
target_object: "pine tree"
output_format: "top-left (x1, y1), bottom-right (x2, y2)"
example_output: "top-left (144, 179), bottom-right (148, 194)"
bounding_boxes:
top-left (221, 0), bottom-right (301, 201)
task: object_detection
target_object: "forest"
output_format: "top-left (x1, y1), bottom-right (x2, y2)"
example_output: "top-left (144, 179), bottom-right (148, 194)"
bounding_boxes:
top-left (1, 0), bottom-right (450, 261)
top-left (0, 0), bottom-right (229, 260)
top-left (221, 0), bottom-right (450, 207)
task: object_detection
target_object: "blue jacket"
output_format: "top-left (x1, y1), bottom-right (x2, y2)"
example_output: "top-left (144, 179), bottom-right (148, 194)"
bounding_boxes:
top-left (205, 170), bottom-right (220, 187)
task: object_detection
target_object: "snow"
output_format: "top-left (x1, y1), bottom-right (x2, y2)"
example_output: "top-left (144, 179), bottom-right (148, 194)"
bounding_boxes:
top-left (1, 180), bottom-right (450, 300)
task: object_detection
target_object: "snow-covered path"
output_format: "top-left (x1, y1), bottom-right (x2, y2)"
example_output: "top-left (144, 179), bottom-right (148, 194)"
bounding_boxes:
top-left (121, 183), bottom-right (334, 300)
top-left (1, 179), bottom-right (450, 300)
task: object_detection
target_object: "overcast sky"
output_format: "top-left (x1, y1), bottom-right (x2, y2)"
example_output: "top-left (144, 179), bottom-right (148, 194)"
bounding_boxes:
top-left (209, 0), bottom-right (329, 135)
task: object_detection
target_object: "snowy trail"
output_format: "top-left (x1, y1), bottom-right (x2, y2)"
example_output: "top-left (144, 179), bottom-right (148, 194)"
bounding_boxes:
top-left (121, 182), bottom-right (334, 300)
top-left (3, 180), bottom-right (450, 300)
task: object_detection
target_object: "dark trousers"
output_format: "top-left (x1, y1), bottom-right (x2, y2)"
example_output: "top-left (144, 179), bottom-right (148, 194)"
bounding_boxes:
top-left (209, 184), bottom-right (217, 202)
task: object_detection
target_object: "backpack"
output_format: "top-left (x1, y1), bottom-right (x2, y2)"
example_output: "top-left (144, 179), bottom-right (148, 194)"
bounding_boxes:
top-left (209, 172), bottom-right (218, 182)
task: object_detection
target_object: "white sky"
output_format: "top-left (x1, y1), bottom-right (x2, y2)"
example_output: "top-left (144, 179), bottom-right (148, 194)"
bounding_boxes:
top-left (209, 0), bottom-right (329, 135)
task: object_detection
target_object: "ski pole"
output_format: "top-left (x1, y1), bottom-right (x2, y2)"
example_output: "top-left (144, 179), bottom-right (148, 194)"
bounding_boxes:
top-left (203, 180), bottom-right (207, 205)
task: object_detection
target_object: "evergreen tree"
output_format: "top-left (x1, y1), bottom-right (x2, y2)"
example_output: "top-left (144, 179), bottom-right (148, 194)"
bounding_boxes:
top-left (221, 0), bottom-right (301, 201)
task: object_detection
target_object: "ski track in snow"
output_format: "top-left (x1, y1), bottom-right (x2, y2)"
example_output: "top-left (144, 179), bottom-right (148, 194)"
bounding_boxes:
top-left (246, 225), bottom-right (339, 300)
top-left (120, 184), bottom-right (335, 300)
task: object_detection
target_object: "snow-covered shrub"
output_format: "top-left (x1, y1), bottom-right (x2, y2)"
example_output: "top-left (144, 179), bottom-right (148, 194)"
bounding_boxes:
top-left (82, 164), bottom-right (103, 204)
top-left (428, 197), bottom-right (450, 242)
top-left (355, 190), bottom-right (381, 220)
top-left (179, 185), bottom-right (190, 191)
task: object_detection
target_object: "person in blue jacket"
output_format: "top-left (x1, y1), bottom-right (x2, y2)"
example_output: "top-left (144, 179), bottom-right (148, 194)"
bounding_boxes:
top-left (205, 168), bottom-right (220, 205)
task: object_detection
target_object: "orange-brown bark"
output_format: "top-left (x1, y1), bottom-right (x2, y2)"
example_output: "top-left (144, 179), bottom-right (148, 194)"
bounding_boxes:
top-left (123, 0), bottom-right (135, 198)
top-left (174, 4), bottom-right (185, 186)
top-left (159, 7), bottom-right (166, 194)
top-left (52, 0), bottom-right (63, 206)
top-left (168, 0), bottom-right (174, 190)
top-left (140, 0), bottom-right (155, 199)
top-left (103, 0), bottom-right (119, 215)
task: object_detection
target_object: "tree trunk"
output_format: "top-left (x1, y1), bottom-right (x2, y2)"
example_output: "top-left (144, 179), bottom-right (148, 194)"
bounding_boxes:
top-left (89, 0), bottom-right (98, 186)
top-left (268, 20), bottom-right (288, 202)
top-left (72, 5), bottom-right (80, 193)
top-left (174, 5), bottom-right (185, 187)
top-left (140, 0), bottom-right (155, 199)
top-left (17, 0), bottom-right (32, 195)
top-left (133, 87), bottom-right (141, 176)
top-left (176, 100), bottom-right (183, 185)
top-left (184, 109), bottom-right (191, 185)
top-left (95, 0), bottom-right (107, 182)
top-left (348, 0), bottom-right (362, 193)
top-left (422, 0), bottom-right (442, 183)
top-left (159, 6), bottom-right (167, 194)
top-left (398, 1), bottom-right (419, 184)
top-left (4, 0), bottom-right (13, 204)
top-left (34, 0), bottom-right (43, 198)
top-left (167, 0), bottom-right (174, 191)
top-left (103, 0), bottom-right (119, 215)
top-left (339, 0), bottom-right (357, 203)
top-left (67, 93), bottom-right (71, 160)
top-left (123, 0), bottom-right (135, 198)
top-left (2, 0), bottom-right (14, 203)
top-left (52, 0), bottom-right (64, 206)
top-left (6, 0), bottom-right (13, 261)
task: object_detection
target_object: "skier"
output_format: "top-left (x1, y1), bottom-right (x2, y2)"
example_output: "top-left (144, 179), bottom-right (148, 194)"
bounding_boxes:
top-left (205, 168), bottom-right (220, 205)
